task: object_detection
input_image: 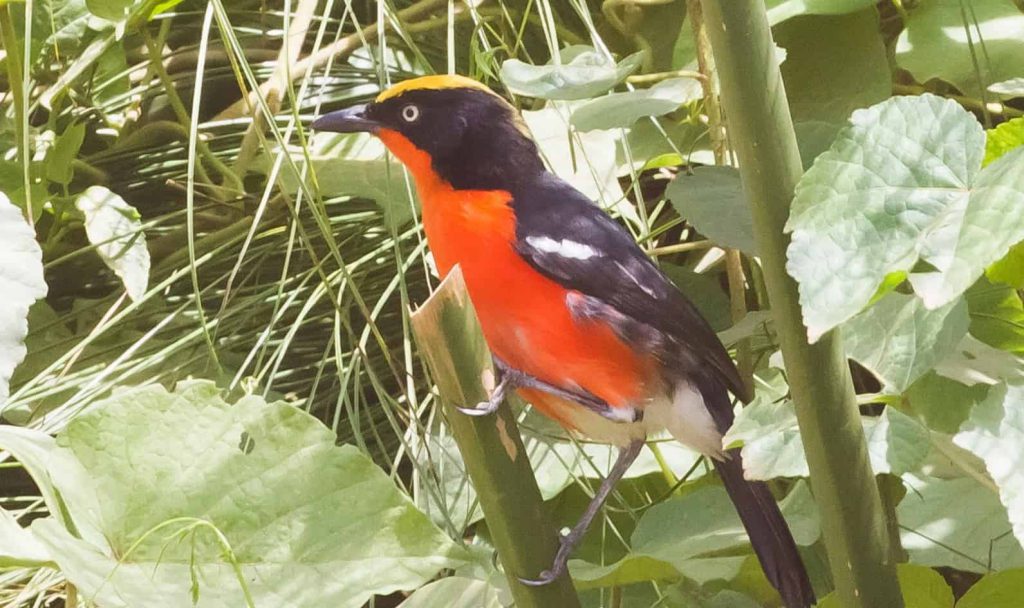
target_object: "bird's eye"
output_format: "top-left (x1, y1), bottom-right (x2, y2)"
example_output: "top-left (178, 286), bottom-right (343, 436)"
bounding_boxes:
top-left (401, 104), bottom-right (420, 122)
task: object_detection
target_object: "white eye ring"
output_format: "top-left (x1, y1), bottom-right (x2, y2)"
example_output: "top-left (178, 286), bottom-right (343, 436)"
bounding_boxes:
top-left (401, 104), bottom-right (420, 122)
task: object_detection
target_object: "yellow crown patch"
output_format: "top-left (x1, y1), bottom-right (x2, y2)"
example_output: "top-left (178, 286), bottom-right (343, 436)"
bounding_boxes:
top-left (375, 74), bottom-right (498, 102)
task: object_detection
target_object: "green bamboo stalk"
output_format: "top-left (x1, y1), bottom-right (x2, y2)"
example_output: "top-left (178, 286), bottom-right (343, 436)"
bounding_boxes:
top-left (697, 2), bottom-right (904, 606)
top-left (409, 267), bottom-right (581, 608)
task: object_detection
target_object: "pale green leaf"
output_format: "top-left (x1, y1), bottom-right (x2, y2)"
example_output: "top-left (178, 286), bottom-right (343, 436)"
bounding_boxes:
top-left (500, 46), bottom-right (644, 100)
top-left (75, 186), bottom-right (150, 302)
top-left (764, 0), bottom-right (877, 24)
top-left (0, 507), bottom-right (53, 567)
top-left (844, 293), bottom-right (970, 392)
top-left (573, 482), bottom-right (817, 588)
top-left (570, 78), bottom-right (698, 132)
top-left (666, 166), bottom-right (756, 254)
top-left (0, 195), bottom-right (47, 405)
top-left (786, 95), bottom-right (1024, 341)
top-left (724, 370), bottom-right (929, 478)
top-left (899, 474), bottom-right (1024, 572)
top-left (775, 8), bottom-right (890, 123)
top-left (954, 381), bottom-right (1024, 551)
top-left (29, 381), bottom-right (464, 608)
top-left (905, 371), bottom-right (989, 435)
top-left (934, 335), bottom-right (1024, 387)
top-left (957, 569), bottom-right (1024, 608)
top-left (989, 78), bottom-right (1024, 97)
top-left (397, 577), bottom-right (504, 608)
top-left (896, 1), bottom-right (1024, 99)
top-left (522, 102), bottom-right (631, 216)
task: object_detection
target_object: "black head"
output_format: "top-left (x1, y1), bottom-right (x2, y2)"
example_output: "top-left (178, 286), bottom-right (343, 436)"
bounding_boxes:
top-left (312, 76), bottom-right (545, 191)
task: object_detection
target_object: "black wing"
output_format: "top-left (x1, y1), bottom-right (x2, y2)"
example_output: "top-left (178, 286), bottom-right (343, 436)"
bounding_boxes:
top-left (510, 173), bottom-right (748, 404)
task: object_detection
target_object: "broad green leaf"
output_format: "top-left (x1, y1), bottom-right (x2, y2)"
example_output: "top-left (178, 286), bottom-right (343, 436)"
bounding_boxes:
top-left (666, 166), bottom-right (757, 255)
top-left (0, 195), bottom-right (47, 405)
top-left (29, 381), bottom-right (464, 608)
top-left (397, 577), bottom-right (504, 608)
top-left (934, 335), bottom-right (1024, 387)
top-left (957, 569), bottom-right (1024, 608)
top-left (45, 122), bottom-right (86, 184)
top-left (966, 278), bottom-right (1024, 354)
top-left (844, 293), bottom-right (970, 392)
top-left (985, 117), bottom-right (1024, 166)
top-left (500, 46), bottom-right (644, 101)
top-left (899, 474), bottom-right (1024, 572)
top-left (987, 242), bottom-right (1024, 288)
top-left (775, 8), bottom-right (890, 123)
top-left (75, 186), bottom-right (150, 302)
top-left (786, 95), bottom-right (1024, 341)
top-left (989, 78), bottom-right (1024, 97)
top-left (817, 564), bottom-right (954, 608)
top-left (570, 78), bottom-right (698, 132)
top-left (896, 0), bottom-right (1024, 98)
top-left (574, 482), bottom-right (818, 589)
top-left (954, 381), bottom-right (1024, 551)
top-left (724, 371), bottom-right (929, 479)
top-left (0, 507), bottom-right (53, 567)
top-left (905, 371), bottom-right (989, 434)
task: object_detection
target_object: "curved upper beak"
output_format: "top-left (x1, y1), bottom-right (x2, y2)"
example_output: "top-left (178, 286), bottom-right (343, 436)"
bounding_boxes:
top-left (311, 104), bottom-right (379, 133)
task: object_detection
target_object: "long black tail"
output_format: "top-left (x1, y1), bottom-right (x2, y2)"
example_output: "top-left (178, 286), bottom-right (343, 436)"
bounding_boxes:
top-left (714, 453), bottom-right (816, 608)
top-left (694, 373), bottom-right (816, 608)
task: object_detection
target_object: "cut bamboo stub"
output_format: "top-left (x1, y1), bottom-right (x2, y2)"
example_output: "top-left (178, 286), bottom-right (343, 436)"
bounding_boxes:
top-left (409, 266), bottom-right (581, 608)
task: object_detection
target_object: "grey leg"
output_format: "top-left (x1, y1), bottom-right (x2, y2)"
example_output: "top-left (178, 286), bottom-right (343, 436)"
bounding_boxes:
top-left (519, 438), bottom-right (646, 586)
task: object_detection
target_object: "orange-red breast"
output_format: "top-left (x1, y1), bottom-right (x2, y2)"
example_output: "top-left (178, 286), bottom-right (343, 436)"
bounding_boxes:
top-left (313, 75), bottom-right (814, 608)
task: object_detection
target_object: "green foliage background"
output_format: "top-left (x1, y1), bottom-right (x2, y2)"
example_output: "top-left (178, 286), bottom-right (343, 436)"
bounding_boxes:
top-left (0, 0), bottom-right (1023, 606)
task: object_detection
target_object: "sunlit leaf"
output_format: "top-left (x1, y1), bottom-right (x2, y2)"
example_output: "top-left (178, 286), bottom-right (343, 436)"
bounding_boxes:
top-left (723, 371), bottom-right (930, 478)
top-left (896, 1), bottom-right (1024, 98)
top-left (905, 371), bottom-right (989, 434)
top-left (957, 569), bottom-right (1024, 608)
top-left (75, 186), bottom-right (150, 302)
top-left (26, 381), bottom-right (465, 608)
top-left (0, 195), bottom-right (47, 405)
top-left (397, 576), bottom-right (504, 608)
top-left (500, 46), bottom-right (644, 101)
top-left (954, 381), bottom-right (1024, 551)
top-left (966, 278), bottom-right (1024, 354)
top-left (786, 95), bottom-right (1024, 341)
top-left (844, 293), bottom-right (969, 392)
top-left (899, 474), bottom-right (1024, 572)
top-left (570, 78), bottom-right (698, 132)
top-left (0, 507), bottom-right (53, 568)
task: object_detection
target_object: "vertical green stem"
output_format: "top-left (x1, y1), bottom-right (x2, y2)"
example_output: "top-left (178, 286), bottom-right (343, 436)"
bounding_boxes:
top-left (0, 5), bottom-right (32, 222)
top-left (410, 268), bottom-right (581, 608)
top-left (698, 2), bottom-right (904, 606)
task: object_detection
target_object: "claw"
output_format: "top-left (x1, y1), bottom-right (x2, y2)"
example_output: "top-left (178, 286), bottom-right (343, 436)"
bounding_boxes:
top-left (518, 567), bottom-right (562, 587)
top-left (456, 367), bottom-right (511, 416)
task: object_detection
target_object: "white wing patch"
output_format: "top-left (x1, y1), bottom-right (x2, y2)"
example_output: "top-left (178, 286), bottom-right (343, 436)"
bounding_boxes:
top-left (526, 235), bottom-right (601, 260)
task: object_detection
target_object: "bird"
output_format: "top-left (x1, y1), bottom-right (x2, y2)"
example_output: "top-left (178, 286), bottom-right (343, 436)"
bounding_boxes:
top-left (312, 74), bottom-right (816, 608)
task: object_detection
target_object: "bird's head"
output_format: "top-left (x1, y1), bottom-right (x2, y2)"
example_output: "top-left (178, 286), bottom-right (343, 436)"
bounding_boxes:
top-left (312, 75), bottom-right (544, 191)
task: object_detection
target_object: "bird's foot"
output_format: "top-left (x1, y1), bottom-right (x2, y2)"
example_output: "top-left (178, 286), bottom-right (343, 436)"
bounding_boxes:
top-left (455, 361), bottom-right (513, 416)
top-left (517, 528), bottom-right (580, 586)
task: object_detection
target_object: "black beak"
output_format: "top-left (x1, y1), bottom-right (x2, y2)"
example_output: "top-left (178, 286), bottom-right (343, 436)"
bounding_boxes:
top-left (311, 104), bottom-right (379, 133)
